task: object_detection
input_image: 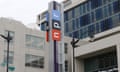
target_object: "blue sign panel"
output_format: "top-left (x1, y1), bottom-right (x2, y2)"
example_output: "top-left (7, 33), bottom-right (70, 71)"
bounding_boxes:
top-left (52, 10), bottom-right (60, 21)
top-left (46, 13), bottom-right (49, 21)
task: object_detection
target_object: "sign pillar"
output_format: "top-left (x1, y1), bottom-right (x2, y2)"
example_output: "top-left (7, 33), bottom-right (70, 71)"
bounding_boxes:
top-left (47, 1), bottom-right (64, 72)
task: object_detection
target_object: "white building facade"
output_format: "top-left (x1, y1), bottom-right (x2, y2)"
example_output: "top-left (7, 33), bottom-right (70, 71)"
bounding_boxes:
top-left (0, 17), bottom-right (73, 72)
top-left (0, 18), bottom-right (46, 72)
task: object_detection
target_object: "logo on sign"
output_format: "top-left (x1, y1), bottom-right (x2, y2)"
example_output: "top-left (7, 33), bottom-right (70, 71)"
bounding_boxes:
top-left (52, 10), bottom-right (60, 21)
top-left (52, 20), bottom-right (61, 30)
top-left (52, 29), bottom-right (61, 41)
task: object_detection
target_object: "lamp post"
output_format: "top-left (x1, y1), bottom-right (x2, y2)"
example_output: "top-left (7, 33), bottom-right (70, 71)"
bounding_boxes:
top-left (0, 31), bottom-right (12, 72)
top-left (71, 38), bottom-right (79, 72)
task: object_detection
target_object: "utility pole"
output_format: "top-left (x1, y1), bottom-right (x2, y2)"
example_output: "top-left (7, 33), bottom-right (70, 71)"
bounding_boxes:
top-left (71, 38), bottom-right (79, 72)
top-left (0, 31), bottom-right (12, 72)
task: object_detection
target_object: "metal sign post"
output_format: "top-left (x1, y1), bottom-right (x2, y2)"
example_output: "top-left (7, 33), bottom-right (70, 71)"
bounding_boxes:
top-left (46, 1), bottom-right (64, 72)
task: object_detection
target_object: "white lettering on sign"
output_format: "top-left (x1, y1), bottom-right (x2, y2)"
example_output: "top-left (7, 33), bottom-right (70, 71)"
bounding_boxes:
top-left (54, 22), bottom-right (60, 29)
top-left (54, 32), bottom-right (59, 38)
top-left (52, 29), bottom-right (61, 41)
top-left (53, 13), bottom-right (59, 18)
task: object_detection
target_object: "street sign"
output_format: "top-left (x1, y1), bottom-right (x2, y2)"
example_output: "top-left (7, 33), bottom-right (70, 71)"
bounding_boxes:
top-left (52, 10), bottom-right (60, 21)
top-left (52, 29), bottom-right (61, 41)
top-left (52, 20), bottom-right (61, 30)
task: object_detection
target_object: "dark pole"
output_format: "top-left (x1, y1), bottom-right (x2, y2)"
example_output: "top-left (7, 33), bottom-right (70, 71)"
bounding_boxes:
top-left (71, 38), bottom-right (79, 72)
top-left (0, 32), bottom-right (12, 72)
top-left (6, 32), bottom-right (10, 72)
top-left (73, 46), bottom-right (75, 72)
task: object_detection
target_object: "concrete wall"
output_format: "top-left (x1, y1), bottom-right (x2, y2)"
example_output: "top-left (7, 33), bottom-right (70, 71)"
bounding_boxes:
top-left (0, 18), bottom-right (73, 72)
top-left (0, 18), bottom-right (46, 72)
top-left (74, 27), bottom-right (120, 72)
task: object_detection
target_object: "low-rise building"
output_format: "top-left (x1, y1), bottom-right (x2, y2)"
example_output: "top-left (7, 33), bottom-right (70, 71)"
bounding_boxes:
top-left (0, 18), bottom-right (46, 72)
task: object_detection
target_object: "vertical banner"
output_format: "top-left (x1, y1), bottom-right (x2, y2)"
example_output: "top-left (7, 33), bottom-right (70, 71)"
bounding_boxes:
top-left (47, 1), bottom-right (64, 72)
top-left (52, 2), bottom-right (60, 72)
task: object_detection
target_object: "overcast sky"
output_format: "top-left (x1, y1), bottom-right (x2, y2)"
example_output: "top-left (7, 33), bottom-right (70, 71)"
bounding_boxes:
top-left (0, 0), bottom-right (63, 25)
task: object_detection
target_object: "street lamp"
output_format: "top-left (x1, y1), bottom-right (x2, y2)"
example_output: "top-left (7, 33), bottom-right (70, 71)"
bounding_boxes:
top-left (0, 31), bottom-right (12, 72)
top-left (71, 38), bottom-right (79, 72)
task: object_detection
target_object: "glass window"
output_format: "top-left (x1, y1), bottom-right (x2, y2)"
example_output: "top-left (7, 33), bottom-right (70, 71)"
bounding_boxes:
top-left (86, 1), bottom-right (91, 12)
top-left (103, 0), bottom-right (113, 4)
top-left (100, 18), bottom-right (113, 32)
top-left (65, 23), bottom-right (69, 33)
top-left (79, 17), bottom-right (81, 27)
top-left (69, 33), bottom-right (73, 38)
top-left (80, 29), bottom-right (83, 39)
top-left (83, 4), bottom-right (86, 13)
top-left (26, 35), bottom-right (44, 49)
top-left (91, 12), bottom-right (95, 22)
top-left (119, 14), bottom-right (120, 22)
top-left (80, 5), bottom-right (83, 15)
top-left (73, 31), bottom-right (79, 39)
top-left (25, 54), bottom-right (44, 68)
top-left (68, 21), bottom-right (73, 32)
top-left (84, 27), bottom-right (88, 38)
top-left (64, 12), bottom-right (68, 22)
top-left (41, 23), bottom-right (46, 31)
top-left (84, 51), bottom-right (117, 72)
top-left (65, 60), bottom-right (68, 72)
top-left (113, 1), bottom-right (120, 13)
top-left (4, 51), bottom-right (14, 64)
top-left (68, 10), bottom-right (72, 20)
top-left (88, 24), bottom-right (95, 37)
top-left (108, 4), bottom-right (113, 16)
top-left (64, 43), bottom-right (68, 54)
top-left (95, 8), bottom-right (103, 21)
top-left (91, 0), bottom-right (102, 9)
top-left (103, 0), bottom-right (109, 4)
top-left (80, 14), bottom-right (91, 27)
top-left (112, 15), bottom-right (119, 27)
top-left (72, 20), bottom-right (76, 30)
top-left (75, 6), bottom-right (80, 17)
top-left (95, 23), bottom-right (101, 33)
top-left (4, 30), bottom-right (15, 44)
top-left (80, 27), bottom-right (88, 39)
top-left (72, 9), bottom-right (75, 18)
top-left (102, 0), bottom-right (106, 4)
top-left (76, 18), bottom-right (80, 28)
top-left (103, 6), bottom-right (109, 17)
top-left (4, 31), bottom-right (15, 49)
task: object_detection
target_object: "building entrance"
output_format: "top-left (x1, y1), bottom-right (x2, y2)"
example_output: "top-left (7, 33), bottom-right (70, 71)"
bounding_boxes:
top-left (84, 51), bottom-right (118, 72)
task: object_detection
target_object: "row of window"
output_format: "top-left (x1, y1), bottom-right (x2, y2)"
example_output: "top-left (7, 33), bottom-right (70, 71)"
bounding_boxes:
top-left (64, 0), bottom-right (119, 21)
top-left (2, 31), bottom-right (45, 69)
top-left (84, 51), bottom-right (117, 72)
top-left (3, 30), bottom-right (45, 49)
top-left (64, 43), bottom-right (68, 54)
top-left (65, 13), bottom-right (120, 39)
top-left (4, 51), bottom-right (14, 64)
top-left (25, 54), bottom-right (44, 68)
top-left (70, 21), bottom-right (112, 39)
top-left (65, 1), bottom-right (120, 25)
top-left (26, 35), bottom-right (44, 49)
top-left (3, 52), bottom-right (44, 68)
top-left (65, 60), bottom-right (68, 72)
top-left (4, 51), bottom-right (69, 70)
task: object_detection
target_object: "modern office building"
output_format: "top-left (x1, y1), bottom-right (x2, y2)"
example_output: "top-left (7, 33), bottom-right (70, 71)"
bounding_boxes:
top-left (38, 0), bottom-right (120, 39)
top-left (64, 0), bottom-right (120, 39)
top-left (0, 18), bottom-right (46, 72)
top-left (63, 0), bottom-right (120, 72)
top-left (37, 0), bottom-right (120, 72)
